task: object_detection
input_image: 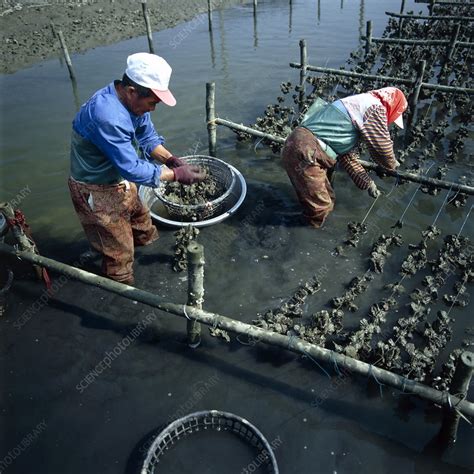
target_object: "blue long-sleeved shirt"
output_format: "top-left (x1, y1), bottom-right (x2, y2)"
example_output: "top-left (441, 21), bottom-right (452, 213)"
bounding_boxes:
top-left (70, 81), bottom-right (164, 186)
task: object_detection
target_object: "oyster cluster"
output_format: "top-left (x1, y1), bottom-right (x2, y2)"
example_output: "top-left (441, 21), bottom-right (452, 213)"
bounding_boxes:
top-left (370, 233), bottom-right (403, 273)
top-left (172, 225), bottom-right (200, 272)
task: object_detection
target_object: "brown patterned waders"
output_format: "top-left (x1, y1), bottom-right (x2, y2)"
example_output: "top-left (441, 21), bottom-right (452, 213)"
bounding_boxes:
top-left (68, 178), bottom-right (159, 284)
top-left (282, 127), bottom-right (337, 228)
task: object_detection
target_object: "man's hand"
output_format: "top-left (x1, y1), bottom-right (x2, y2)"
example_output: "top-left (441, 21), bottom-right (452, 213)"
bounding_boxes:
top-left (173, 165), bottom-right (207, 185)
top-left (166, 155), bottom-right (186, 168)
top-left (394, 159), bottom-right (401, 169)
top-left (367, 181), bottom-right (381, 199)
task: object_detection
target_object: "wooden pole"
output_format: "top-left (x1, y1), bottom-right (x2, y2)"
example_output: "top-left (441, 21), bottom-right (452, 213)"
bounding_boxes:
top-left (206, 82), bottom-right (217, 157)
top-left (415, 0), bottom-right (472, 4)
top-left (289, 0), bottom-right (293, 33)
top-left (438, 352), bottom-right (474, 443)
top-left (386, 11), bottom-right (474, 21)
top-left (212, 117), bottom-right (474, 195)
top-left (253, 1), bottom-right (258, 48)
top-left (1, 242), bottom-right (474, 418)
top-left (365, 20), bottom-right (373, 56)
top-left (71, 77), bottom-right (80, 112)
top-left (0, 203), bottom-right (43, 280)
top-left (360, 35), bottom-right (472, 47)
top-left (398, 0), bottom-right (406, 35)
top-left (186, 242), bottom-right (204, 348)
top-left (253, 0), bottom-right (257, 15)
top-left (298, 39), bottom-right (307, 112)
top-left (141, 0), bottom-right (154, 54)
top-left (429, 0), bottom-right (437, 15)
top-left (290, 62), bottom-right (414, 84)
top-left (56, 29), bottom-right (75, 80)
top-left (207, 0), bottom-right (213, 31)
top-left (445, 23), bottom-right (461, 63)
top-left (410, 59), bottom-right (426, 121)
top-left (289, 62), bottom-right (474, 94)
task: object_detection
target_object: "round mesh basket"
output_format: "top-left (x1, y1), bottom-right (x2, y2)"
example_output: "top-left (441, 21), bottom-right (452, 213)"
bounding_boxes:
top-left (141, 410), bottom-right (279, 474)
top-left (154, 156), bottom-right (236, 221)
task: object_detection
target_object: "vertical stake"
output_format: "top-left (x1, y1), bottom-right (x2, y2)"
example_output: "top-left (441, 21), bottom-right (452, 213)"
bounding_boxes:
top-left (298, 39), bottom-right (307, 113)
top-left (398, 0), bottom-right (406, 36)
top-left (141, 0), bottom-right (154, 54)
top-left (253, 0), bottom-right (257, 15)
top-left (429, 0), bottom-right (436, 16)
top-left (445, 23), bottom-right (461, 64)
top-left (365, 20), bottom-right (372, 56)
top-left (438, 352), bottom-right (474, 444)
top-left (57, 29), bottom-right (75, 80)
top-left (0, 203), bottom-right (42, 280)
top-left (206, 82), bottom-right (217, 157)
top-left (289, 0), bottom-right (293, 33)
top-left (186, 242), bottom-right (204, 348)
top-left (207, 0), bottom-right (213, 31)
top-left (409, 59), bottom-right (426, 125)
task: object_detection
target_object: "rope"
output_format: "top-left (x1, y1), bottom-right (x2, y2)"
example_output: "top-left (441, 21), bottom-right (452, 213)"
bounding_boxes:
top-left (385, 174), bottom-right (401, 197)
top-left (301, 349), bottom-right (331, 379)
top-left (397, 376), bottom-right (416, 395)
top-left (445, 391), bottom-right (453, 409)
top-left (236, 334), bottom-right (254, 346)
top-left (457, 203), bottom-right (473, 237)
top-left (254, 136), bottom-right (264, 152)
top-left (287, 333), bottom-right (297, 350)
top-left (446, 275), bottom-right (468, 317)
top-left (330, 351), bottom-right (343, 377)
top-left (361, 193), bottom-right (380, 225)
top-left (431, 185), bottom-right (453, 227)
top-left (395, 161), bottom-right (435, 225)
top-left (368, 364), bottom-right (385, 398)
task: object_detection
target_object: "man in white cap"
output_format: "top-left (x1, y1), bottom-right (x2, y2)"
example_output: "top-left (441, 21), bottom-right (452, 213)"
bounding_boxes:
top-left (68, 52), bottom-right (205, 285)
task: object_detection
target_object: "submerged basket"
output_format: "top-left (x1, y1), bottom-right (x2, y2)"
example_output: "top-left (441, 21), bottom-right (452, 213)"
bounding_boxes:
top-left (154, 155), bottom-right (236, 221)
top-left (141, 410), bottom-right (279, 473)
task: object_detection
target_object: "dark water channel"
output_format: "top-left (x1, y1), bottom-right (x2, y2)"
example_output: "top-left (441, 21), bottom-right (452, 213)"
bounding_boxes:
top-left (1, 0), bottom-right (473, 473)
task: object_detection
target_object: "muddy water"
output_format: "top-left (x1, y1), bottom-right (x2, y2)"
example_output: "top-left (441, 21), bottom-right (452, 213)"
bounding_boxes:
top-left (1, 0), bottom-right (473, 473)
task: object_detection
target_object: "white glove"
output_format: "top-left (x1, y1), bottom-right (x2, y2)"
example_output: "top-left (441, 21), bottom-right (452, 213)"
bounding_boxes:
top-left (367, 181), bottom-right (381, 199)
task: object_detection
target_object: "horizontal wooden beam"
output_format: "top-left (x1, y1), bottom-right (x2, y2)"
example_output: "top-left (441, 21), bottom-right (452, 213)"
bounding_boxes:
top-left (360, 35), bottom-right (472, 47)
top-left (1, 242), bottom-right (473, 418)
top-left (213, 118), bottom-right (474, 195)
top-left (415, 0), bottom-right (474, 4)
top-left (386, 10), bottom-right (474, 20)
top-left (289, 63), bottom-right (474, 94)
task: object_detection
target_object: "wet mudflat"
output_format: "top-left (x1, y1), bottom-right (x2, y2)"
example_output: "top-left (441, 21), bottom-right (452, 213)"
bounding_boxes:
top-left (1, 0), bottom-right (473, 473)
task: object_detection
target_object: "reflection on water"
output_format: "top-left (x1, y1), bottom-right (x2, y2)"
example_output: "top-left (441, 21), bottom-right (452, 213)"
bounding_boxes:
top-left (359, 0), bottom-right (365, 40)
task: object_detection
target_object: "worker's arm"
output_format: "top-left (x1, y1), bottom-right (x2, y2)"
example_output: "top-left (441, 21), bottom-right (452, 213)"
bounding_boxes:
top-left (338, 151), bottom-right (372, 190)
top-left (134, 115), bottom-right (184, 168)
top-left (359, 105), bottom-right (399, 170)
top-left (149, 144), bottom-right (172, 163)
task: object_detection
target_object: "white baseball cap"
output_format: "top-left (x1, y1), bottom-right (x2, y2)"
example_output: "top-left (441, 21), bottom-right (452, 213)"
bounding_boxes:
top-left (125, 52), bottom-right (176, 106)
top-left (394, 115), bottom-right (404, 129)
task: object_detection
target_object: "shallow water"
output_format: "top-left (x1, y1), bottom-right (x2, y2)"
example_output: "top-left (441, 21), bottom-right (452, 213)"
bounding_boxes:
top-left (1, 0), bottom-right (473, 473)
